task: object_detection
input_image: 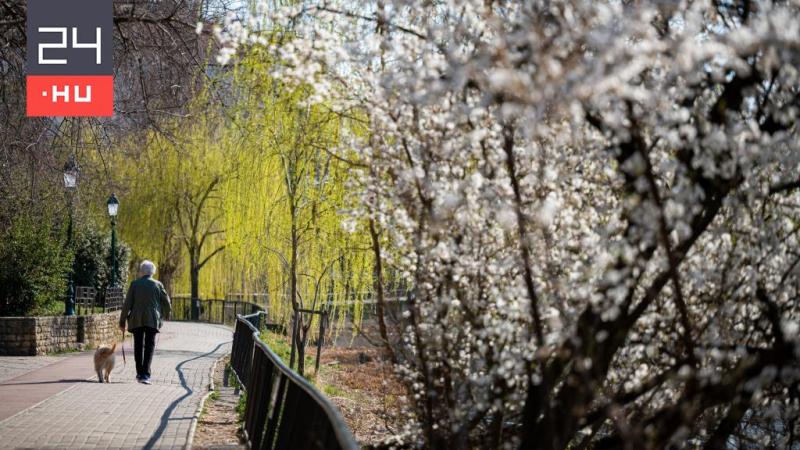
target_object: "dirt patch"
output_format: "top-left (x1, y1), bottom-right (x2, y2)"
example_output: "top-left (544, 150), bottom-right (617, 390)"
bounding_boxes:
top-left (316, 346), bottom-right (406, 447)
top-left (192, 356), bottom-right (246, 449)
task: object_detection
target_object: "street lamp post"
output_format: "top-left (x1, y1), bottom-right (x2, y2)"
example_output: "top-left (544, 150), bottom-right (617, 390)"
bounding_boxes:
top-left (107, 194), bottom-right (119, 287)
top-left (63, 157), bottom-right (79, 316)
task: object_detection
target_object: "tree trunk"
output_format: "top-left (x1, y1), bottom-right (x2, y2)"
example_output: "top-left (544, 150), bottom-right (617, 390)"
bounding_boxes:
top-left (190, 253), bottom-right (200, 320)
top-left (296, 325), bottom-right (306, 376)
top-left (369, 219), bottom-right (396, 363)
top-left (289, 311), bottom-right (298, 368)
top-left (161, 267), bottom-right (175, 297)
top-left (288, 203), bottom-right (301, 371)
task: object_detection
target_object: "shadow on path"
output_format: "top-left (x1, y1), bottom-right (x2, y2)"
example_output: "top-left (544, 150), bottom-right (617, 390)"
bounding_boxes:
top-left (143, 340), bottom-right (230, 450)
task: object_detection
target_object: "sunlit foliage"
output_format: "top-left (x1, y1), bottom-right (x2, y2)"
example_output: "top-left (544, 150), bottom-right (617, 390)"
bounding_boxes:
top-left (115, 47), bottom-right (373, 334)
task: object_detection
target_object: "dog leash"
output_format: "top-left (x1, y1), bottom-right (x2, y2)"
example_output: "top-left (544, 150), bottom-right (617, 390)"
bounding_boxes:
top-left (120, 329), bottom-right (127, 367)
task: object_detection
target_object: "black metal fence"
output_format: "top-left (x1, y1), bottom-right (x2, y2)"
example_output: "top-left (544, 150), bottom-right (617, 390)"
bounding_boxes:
top-left (75, 286), bottom-right (124, 315)
top-left (226, 292), bottom-right (270, 304)
top-left (231, 312), bottom-right (358, 450)
top-left (170, 296), bottom-right (264, 325)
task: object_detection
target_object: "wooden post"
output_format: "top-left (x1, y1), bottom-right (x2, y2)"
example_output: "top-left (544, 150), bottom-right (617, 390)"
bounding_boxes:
top-left (289, 310), bottom-right (298, 370)
top-left (315, 310), bottom-right (327, 376)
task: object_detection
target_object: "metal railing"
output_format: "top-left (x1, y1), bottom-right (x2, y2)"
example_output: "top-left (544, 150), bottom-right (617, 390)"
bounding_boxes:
top-left (75, 286), bottom-right (124, 315)
top-left (226, 292), bottom-right (271, 303)
top-left (170, 296), bottom-right (263, 326)
top-left (231, 312), bottom-right (358, 450)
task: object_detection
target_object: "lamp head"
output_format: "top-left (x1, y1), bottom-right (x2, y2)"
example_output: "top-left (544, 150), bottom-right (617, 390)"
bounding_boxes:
top-left (63, 156), bottom-right (79, 190)
top-left (107, 193), bottom-right (119, 217)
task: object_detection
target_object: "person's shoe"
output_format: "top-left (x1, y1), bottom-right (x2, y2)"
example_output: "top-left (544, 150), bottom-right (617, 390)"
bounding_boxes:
top-left (136, 375), bottom-right (143, 383)
top-left (141, 376), bottom-right (152, 385)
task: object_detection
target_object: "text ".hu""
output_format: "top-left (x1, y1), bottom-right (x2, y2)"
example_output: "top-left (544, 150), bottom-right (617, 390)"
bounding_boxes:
top-left (43, 85), bottom-right (92, 103)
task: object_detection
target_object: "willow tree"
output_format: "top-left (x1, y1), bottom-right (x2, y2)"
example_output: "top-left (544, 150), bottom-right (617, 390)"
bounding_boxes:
top-left (108, 131), bottom-right (181, 294)
top-left (216, 49), bottom-right (374, 374)
top-left (111, 93), bottom-right (234, 303)
top-left (113, 44), bottom-right (373, 366)
top-left (272, 95), bottom-right (348, 374)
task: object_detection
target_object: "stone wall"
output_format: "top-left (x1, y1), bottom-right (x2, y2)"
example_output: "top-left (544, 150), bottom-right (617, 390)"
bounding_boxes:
top-left (0, 317), bottom-right (37, 355)
top-left (81, 313), bottom-right (119, 348)
top-left (34, 315), bottom-right (79, 354)
top-left (0, 312), bottom-right (119, 356)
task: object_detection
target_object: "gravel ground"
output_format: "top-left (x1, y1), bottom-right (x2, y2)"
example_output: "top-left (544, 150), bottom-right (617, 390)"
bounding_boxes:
top-left (191, 356), bottom-right (246, 450)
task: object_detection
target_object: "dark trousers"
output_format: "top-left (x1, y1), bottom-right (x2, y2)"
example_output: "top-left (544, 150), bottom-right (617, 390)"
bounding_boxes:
top-left (131, 327), bottom-right (157, 378)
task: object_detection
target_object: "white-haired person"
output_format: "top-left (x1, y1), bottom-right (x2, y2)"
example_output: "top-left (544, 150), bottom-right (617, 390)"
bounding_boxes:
top-left (119, 260), bottom-right (171, 384)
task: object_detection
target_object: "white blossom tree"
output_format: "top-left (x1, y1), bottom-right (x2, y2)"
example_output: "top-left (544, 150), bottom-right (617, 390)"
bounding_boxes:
top-left (216, 1), bottom-right (800, 448)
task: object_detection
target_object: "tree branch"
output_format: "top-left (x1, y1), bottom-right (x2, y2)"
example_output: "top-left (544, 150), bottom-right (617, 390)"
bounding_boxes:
top-left (197, 245), bottom-right (225, 269)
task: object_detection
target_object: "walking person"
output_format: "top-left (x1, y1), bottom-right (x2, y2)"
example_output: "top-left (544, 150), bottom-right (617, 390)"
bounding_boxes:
top-left (119, 260), bottom-right (171, 384)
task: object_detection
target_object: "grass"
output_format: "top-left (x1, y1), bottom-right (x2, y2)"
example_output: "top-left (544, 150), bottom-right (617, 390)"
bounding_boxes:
top-left (29, 301), bottom-right (65, 317)
top-left (227, 363), bottom-right (241, 389)
top-left (224, 363), bottom-right (247, 424)
top-left (199, 390), bottom-right (220, 421)
top-left (260, 331), bottom-right (315, 377)
top-left (261, 331), bottom-right (292, 361)
top-left (26, 303), bottom-right (110, 317)
top-left (323, 384), bottom-right (345, 397)
top-left (236, 392), bottom-right (247, 424)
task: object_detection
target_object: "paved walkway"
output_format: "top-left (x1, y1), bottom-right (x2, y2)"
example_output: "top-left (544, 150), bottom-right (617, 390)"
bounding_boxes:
top-left (0, 321), bottom-right (232, 450)
top-left (0, 355), bottom-right (65, 384)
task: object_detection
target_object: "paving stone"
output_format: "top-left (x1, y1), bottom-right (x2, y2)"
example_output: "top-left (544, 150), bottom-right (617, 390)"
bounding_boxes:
top-left (0, 321), bottom-right (232, 450)
top-left (0, 355), bottom-right (65, 383)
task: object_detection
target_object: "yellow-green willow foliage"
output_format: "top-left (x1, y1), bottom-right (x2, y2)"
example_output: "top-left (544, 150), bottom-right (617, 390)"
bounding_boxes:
top-left (106, 94), bottom-right (232, 296)
top-left (216, 49), bottom-right (373, 329)
top-left (115, 47), bottom-right (373, 331)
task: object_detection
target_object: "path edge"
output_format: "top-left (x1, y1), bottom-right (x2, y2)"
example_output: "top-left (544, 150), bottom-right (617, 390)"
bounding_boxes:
top-left (185, 352), bottom-right (226, 450)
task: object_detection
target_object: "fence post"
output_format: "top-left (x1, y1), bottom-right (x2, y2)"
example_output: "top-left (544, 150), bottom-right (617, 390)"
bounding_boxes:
top-left (289, 310), bottom-right (298, 370)
top-left (315, 310), bottom-right (327, 376)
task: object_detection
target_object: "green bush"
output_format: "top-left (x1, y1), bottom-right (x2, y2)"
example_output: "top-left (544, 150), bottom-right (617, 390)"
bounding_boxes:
top-left (72, 221), bottom-right (130, 295)
top-left (0, 213), bottom-right (131, 317)
top-left (0, 214), bottom-right (72, 316)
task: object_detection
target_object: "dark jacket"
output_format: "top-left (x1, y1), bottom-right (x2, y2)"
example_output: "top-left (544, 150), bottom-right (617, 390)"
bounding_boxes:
top-left (119, 276), bottom-right (171, 331)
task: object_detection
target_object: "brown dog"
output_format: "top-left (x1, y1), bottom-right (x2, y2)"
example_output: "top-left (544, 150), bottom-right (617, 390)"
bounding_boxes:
top-left (93, 342), bottom-right (116, 383)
